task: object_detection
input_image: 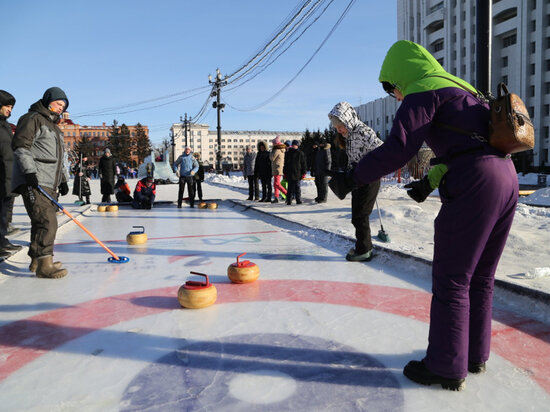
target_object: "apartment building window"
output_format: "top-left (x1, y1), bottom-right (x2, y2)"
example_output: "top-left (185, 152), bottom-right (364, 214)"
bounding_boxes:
top-left (530, 63), bottom-right (536, 75)
top-left (546, 83), bottom-right (550, 94)
top-left (547, 60), bottom-right (550, 71)
top-left (528, 106), bottom-right (535, 118)
top-left (502, 75), bottom-right (508, 85)
top-left (532, 20), bottom-right (536, 32)
top-left (531, 42), bottom-right (536, 53)
top-left (429, 2), bottom-right (443, 14)
top-left (433, 40), bottom-right (444, 52)
top-left (437, 57), bottom-right (444, 66)
top-left (530, 85), bottom-right (535, 97)
top-left (544, 104), bottom-right (549, 116)
top-left (502, 33), bottom-right (517, 48)
top-left (502, 56), bottom-right (508, 67)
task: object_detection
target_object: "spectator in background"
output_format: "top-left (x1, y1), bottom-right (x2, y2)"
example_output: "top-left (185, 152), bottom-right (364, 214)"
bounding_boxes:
top-left (313, 137), bottom-right (332, 203)
top-left (99, 148), bottom-right (116, 203)
top-left (283, 140), bottom-right (307, 205)
top-left (254, 141), bottom-right (271, 202)
top-left (132, 176), bottom-right (155, 209)
top-left (174, 146), bottom-right (199, 208)
top-left (193, 152), bottom-right (205, 201)
top-left (115, 175), bottom-right (133, 203)
top-left (243, 146), bottom-right (259, 201)
top-left (72, 155), bottom-right (91, 204)
top-left (270, 136), bottom-right (287, 203)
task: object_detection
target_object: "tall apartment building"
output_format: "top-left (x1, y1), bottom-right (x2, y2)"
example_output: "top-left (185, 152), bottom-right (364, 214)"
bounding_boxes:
top-left (170, 122), bottom-right (302, 169)
top-left (357, 0), bottom-right (549, 168)
top-left (59, 113), bottom-right (149, 167)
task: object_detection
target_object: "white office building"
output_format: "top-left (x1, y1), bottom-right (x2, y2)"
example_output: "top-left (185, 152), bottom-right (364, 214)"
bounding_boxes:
top-left (170, 122), bottom-right (302, 169)
top-left (356, 0), bottom-right (549, 168)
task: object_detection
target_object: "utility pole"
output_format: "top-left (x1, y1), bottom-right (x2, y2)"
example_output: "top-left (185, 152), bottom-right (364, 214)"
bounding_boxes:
top-left (170, 129), bottom-right (175, 165)
top-left (475, 0), bottom-right (492, 96)
top-left (181, 114), bottom-right (189, 149)
top-left (209, 68), bottom-right (227, 173)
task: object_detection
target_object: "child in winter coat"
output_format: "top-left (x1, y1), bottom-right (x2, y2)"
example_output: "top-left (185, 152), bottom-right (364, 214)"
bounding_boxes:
top-left (328, 101), bottom-right (383, 262)
top-left (269, 136), bottom-right (287, 203)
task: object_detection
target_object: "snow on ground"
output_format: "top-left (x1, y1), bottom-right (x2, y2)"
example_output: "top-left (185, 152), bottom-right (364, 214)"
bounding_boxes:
top-left (203, 172), bottom-right (550, 294)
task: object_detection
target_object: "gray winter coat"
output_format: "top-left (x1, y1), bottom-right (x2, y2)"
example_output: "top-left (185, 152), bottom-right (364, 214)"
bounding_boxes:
top-left (11, 100), bottom-right (68, 193)
top-left (243, 151), bottom-right (256, 177)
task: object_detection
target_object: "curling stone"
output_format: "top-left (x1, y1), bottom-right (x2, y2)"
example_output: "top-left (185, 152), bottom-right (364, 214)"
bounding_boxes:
top-left (207, 202), bottom-right (218, 209)
top-left (227, 252), bottom-right (260, 284)
top-left (126, 225), bottom-right (147, 245)
top-left (107, 205), bottom-right (118, 212)
top-left (198, 202), bottom-right (208, 209)
top-left (177, 272), bottom-right (217, 309)
top-left (97, 205), bottom-right (107, 212)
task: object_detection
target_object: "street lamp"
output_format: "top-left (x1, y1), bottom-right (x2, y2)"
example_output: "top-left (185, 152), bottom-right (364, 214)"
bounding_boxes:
top-left (209, 68), bottom-right (227, 174)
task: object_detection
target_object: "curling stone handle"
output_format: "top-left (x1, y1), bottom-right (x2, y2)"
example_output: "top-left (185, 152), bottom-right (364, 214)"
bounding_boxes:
top-left (236, 252), bottom-right (247, 266)
top-left (189, 271), bottom-right (210, 286)
top-left (132, 225), bottom-right (145, 234)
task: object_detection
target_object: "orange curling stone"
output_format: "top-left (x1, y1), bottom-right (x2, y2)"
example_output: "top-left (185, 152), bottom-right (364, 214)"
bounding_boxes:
top-left (207, 202), bottom-right (218, 209)
top-left (227, 252), bottom-right (260, 284)
top-left (198, 202), bottom-right (208, 209)
top-left (177, 272), bottom-right (217, 309)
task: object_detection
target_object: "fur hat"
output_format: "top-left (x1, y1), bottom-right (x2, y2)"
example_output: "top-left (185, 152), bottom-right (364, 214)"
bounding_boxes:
top-left (0, 90), bottom-right (15, 107)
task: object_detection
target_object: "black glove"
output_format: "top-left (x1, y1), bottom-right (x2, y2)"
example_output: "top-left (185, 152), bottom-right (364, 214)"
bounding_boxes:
top-left (328, 168), bottom-right (356, 200)
top-left (59, 182), bottom-right (69, 196)
top-left (25, 173), bottom-right (39, 188)
top-left (404, 176), bottom-right (433, 203)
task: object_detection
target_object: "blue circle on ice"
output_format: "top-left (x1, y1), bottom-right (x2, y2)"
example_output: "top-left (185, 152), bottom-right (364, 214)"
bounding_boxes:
top-left (119, 333), bottom-right (404, 410)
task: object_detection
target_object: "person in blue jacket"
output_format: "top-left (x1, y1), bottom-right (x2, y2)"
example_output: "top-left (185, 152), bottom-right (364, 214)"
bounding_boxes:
top-left (173, 146), bottom-right (199, 208)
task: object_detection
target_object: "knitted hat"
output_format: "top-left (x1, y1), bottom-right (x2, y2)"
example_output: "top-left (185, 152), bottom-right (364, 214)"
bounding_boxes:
top-left (272, 136), bottom-right (281, 145)
top-left (284, 140), bottom-right (291, 147)
top-left (41, 87), bottom-right (69, 111)
top-left (105, 148), bottom-right (111, 155)
top-left (291, 140), bottom-right (299, 146)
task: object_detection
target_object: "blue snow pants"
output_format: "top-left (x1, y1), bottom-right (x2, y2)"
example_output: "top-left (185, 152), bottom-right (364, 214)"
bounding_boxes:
top-left (424, 155), bottom-right (518, 379)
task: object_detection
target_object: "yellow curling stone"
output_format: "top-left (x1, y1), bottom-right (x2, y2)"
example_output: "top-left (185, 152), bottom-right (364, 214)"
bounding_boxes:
top-left (207, 202), bottom-right (218, 209)
top-left (198, 202), bottom-right (208, 209)
top-left (107, 205), bottom-right (118, 212)
top-left (227, 252), bottom-right (260, 284)
top-left (126, 225), bottom-right (147, 245)
top-left (177, 272), bottom-right (217, 309)
top-left (97, 205), bottom-right (107, 212)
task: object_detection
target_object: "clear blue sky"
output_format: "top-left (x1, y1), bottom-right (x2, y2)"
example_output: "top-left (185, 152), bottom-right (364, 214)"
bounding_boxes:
top-left (2, 0), bottom-right (397, 145)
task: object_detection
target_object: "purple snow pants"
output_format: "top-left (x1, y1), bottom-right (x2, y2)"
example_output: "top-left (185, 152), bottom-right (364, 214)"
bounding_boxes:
top-left (423, 155), bottom-right (518, 379)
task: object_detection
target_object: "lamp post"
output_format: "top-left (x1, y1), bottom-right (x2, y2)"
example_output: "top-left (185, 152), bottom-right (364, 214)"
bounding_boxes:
top-left (208, 68), bottom-right (227, 174)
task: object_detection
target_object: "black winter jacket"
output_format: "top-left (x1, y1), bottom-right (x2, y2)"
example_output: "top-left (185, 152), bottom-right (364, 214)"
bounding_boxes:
top-left (0, 116), bottom-right (14, 197)
top-left (283, 147), bottom-right (307, 180)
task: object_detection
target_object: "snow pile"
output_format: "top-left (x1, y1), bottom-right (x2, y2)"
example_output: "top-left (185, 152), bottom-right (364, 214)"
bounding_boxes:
top-left (520, 187), bottom-right (550, 206)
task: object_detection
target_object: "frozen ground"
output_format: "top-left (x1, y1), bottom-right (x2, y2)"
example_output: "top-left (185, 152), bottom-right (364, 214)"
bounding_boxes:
top-left (0, 176), bottom-right (549, 411)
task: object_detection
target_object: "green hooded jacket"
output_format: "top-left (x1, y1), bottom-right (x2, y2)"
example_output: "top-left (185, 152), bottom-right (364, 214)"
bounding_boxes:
top-left (378, 40), bottom-right (478, 98)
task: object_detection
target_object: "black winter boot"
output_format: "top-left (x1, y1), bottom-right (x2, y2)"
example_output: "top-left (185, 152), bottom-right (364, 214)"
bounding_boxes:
top-left (403, 360), bottom-right (465, 391)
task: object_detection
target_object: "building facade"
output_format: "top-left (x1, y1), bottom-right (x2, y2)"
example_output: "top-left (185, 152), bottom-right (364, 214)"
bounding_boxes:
top-left (59, 113), bottom-right (149, 167)
top-left (357, 0), bottom-right (549, 168)
top-left (170, 122), bottom-right (303, 169)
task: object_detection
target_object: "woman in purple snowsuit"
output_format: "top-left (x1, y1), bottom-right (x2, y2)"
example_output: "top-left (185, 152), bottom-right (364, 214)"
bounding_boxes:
top-left (354, 40), bottom-right (518, 390)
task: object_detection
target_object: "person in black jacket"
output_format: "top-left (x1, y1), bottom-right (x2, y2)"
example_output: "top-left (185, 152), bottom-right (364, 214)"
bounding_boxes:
top-left (193, 152), bottom-right (205, 201)
top-left (72, 156), bottom-right (91, 204)
top-left (254, 141), bottom-right (272, 202)
top-left (0, 90), bottom-right (23, 259)
top-left (313, 137), bottom-right (332, 203)
top-left (283, 140), bottom-right (307, 205)
top-left (12, 87), bottom-right (70, 278)
top-left (99, 148), bottom-right (116, 203)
